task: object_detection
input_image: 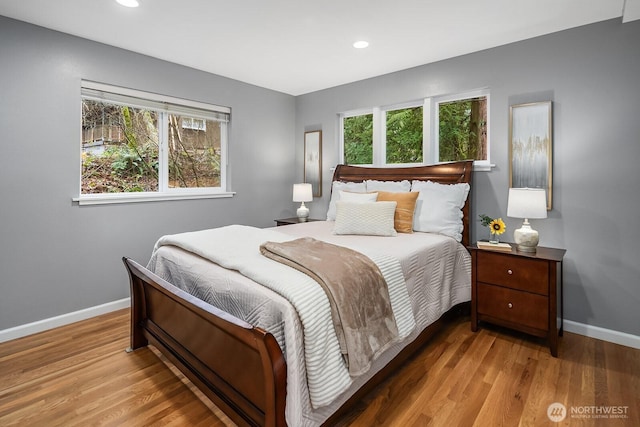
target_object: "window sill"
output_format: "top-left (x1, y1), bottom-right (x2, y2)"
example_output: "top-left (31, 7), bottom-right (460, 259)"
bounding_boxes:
top-left (473, 163), bottom-right (496, 172)
top-left (73, 191), bottom-right (235, 206)
top-left (331, 162), bottom-right (496, 172)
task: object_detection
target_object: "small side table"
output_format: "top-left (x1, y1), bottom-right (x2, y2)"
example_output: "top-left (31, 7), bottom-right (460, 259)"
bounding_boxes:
top-left (274, 217), bottom-right (322, 226)
top-left (469, 243), bottom-right (566, 357)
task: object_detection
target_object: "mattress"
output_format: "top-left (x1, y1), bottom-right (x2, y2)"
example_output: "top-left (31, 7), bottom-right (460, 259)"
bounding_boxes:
top-left (147, 221), bottom-right (471, 426)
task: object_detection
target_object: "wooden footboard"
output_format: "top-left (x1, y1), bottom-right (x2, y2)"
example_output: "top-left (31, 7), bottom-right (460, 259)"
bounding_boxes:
top-left (124, 256), bottom-right (469, 427)
top-left (123, 257), bottom-right (286, 427)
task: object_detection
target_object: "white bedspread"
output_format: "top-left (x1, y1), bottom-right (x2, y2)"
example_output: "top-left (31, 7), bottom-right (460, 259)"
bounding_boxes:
top-left (148, 221), bottom-right (471, 426)
top-left (152, 224), bottom-right (415, 408)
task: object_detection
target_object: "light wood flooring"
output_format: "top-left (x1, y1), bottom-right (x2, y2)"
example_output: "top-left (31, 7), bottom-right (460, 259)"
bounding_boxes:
top-left (1, 309), bottom-right (638, 426)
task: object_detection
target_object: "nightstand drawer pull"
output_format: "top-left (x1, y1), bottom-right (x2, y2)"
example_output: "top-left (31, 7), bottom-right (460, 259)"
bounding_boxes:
top-left (508, 302), bottom-right (513, 309)
top-left (507, 269), bottom-right (513, 275)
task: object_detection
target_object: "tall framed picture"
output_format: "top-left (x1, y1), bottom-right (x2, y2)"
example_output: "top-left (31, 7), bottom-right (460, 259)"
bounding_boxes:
top-left (304, 130), bottom-right (322, 197)
top-left (509, 101), bottom-right (553, 209)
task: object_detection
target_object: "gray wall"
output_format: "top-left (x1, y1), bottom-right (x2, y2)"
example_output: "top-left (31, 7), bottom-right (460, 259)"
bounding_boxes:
top-left (295, 19), bottom-right (640, 336)
top-left (0, 16), bottom-right (296, 330)
top-left (2, 15), bottom-right (639, 338)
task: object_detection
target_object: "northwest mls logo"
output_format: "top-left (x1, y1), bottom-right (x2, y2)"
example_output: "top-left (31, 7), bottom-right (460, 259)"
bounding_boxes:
top-left (547, 402), bottom-right (630, 421)
top-left (547, 402), bottom-right (567, 422)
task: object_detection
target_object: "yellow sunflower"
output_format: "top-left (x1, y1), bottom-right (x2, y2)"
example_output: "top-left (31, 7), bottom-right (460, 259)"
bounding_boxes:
top-left (489, 218), bottom-right (506, 235)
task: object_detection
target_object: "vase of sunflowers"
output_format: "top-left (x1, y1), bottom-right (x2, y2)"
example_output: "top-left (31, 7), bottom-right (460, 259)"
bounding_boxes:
top-left (479, 214), bottom-right (506, 244)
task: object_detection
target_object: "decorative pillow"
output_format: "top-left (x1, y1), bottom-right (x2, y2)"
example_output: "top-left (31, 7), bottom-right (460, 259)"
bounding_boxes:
top-left (326, 181), bottom-right (366, 220)
top-left (365, 179), bottom-right (411, 192)
top-left (339, 190), bottom-right (378, 203)
top-left (376, 191), bottom-right (419, 233)
top-left (333, 201), bottom-right (398, 236)
top-left (411, 180), bottom-right (470, 242)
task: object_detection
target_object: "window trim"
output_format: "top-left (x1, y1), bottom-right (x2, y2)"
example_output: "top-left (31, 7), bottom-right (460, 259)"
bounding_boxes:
top-left (339, 89), bottom-right (491, 170)
top-left (76, 81), bottom-right (233, 205)
top-left (380, 101), bottom-right (425, 167)
top-left (339, 108), bottom-right (374, 166)
top-left (431, 89), bottom-right (491, 171)
top-left (73, 190), bottom-right (235, 206)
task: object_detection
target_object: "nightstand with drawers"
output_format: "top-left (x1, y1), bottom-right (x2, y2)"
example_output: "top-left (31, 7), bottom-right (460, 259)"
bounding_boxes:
top-left (469, 244), bottom-right (566, 357)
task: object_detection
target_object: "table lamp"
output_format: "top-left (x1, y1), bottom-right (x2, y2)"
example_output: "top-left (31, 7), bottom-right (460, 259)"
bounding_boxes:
top-left (293, 183), bottom-right (313, 221)
top-left (507, 188), bottom-right (547, 253)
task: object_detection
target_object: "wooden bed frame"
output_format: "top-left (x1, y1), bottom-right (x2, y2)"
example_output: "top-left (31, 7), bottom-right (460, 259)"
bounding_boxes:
top-left (123, 160), bottom-right (473, 427)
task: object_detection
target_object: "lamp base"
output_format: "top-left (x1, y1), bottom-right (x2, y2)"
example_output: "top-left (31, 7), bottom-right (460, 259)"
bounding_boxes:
top-left (516, 243), bottom-right (537, 253)
top-left (513, 220), bottom-right (539, 253)
top-left (296, 203), bottom-right (309, 222)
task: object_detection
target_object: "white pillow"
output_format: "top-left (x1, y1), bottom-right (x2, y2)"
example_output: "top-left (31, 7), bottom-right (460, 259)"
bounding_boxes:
top-left (326, 181), bottom-right (366, 220)
top-left (333, 201), bottom-right (398, 236)
top-left (365, 179), bottom-right (411, 192)
top-left (339, 190), bottom-right (378, 203)
top-left (411, 180), bottom-right (470, 242)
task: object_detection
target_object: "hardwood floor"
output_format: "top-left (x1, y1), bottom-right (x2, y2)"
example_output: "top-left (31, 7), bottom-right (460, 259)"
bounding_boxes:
top-left (1, 309), bottom-right (638, 426)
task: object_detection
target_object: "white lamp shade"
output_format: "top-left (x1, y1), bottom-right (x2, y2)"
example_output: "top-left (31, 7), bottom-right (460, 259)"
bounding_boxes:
top-left (293, 183), bottom-right (313, 202)
top-left (507, 188), bottom-right (547, 219)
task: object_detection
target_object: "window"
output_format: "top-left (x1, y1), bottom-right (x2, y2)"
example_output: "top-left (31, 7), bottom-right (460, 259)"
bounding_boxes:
top-left (385, 105), bottom-right (423, 164)
top-left (433, 90), bottom-right (489, 168)
top-left (340, 89), bottom-right (490, 169)
top-left (342, 112), bottom-right (373, 165)
top-left (78, 81), bottom-right (231, 204)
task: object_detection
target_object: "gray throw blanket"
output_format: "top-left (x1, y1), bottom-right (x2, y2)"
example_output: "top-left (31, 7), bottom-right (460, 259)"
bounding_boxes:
top-left (260, 237), bottom-right (399, 376)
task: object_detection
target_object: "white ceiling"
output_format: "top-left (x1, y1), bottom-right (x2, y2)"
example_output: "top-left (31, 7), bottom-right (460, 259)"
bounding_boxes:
top-left (1, 0), bottom-right (638, 95)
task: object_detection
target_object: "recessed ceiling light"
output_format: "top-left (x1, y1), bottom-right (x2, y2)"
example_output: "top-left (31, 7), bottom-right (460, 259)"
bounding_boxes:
top-left (353, 40), bottom-right (369, 49)
top-left (116, 0), bottom-right (139, 7)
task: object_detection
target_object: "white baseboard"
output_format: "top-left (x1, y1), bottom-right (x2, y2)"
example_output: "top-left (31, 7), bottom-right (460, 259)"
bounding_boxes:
top-left (0, 298), bottom-right (130, 344)
top-left (564, 320), bottom-right (640, 350)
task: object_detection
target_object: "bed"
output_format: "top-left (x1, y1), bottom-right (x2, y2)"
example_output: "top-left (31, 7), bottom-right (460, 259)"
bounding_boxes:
top-left (123, 160), bottom-right (474, 427)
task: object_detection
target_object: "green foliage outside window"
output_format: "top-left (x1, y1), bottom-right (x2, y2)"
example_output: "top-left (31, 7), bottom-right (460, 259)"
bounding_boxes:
top-left (81, 102), bottom-right (160, 193)
top-left (438, 97), bottom-right (487, 162)
top-left (342, 95), bottom-right (487, 166)
top-left (386, 106), bottom-right (423, 163)
top-left (343, 107), bottom-right (424, 165)
top-left (81, 100), bottom-right (221, 194)
top-left (343, 114), bottom-right (373, 164)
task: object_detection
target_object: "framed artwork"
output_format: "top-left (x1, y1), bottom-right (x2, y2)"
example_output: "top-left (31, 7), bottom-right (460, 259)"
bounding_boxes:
top-left (304, 130), bottom-right (322, 197)
top-left (509, 101), bottom-right (553, 209)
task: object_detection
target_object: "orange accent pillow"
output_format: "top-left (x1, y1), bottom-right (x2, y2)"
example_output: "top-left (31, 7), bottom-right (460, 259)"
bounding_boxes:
top-left (376, 191), bottom-right (419, 233)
